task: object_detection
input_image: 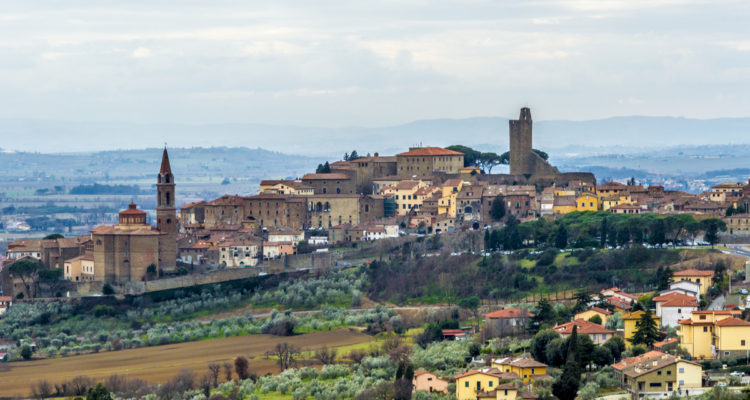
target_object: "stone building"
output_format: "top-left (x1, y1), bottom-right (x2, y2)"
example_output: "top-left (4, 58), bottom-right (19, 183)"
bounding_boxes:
top-left (301, 173), bottom-right (356, 195)
top-left (396, 147), bottom-right (464, 179)
top-left (91, 148), bottom-right (178, 283)
top-left (243, 194), bottom-right (309, 230)
top-left (203, 195), bottom-right (246, 228)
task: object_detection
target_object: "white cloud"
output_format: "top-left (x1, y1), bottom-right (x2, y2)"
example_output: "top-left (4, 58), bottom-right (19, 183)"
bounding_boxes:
top-left (131, 47), bottom-right (152, 58)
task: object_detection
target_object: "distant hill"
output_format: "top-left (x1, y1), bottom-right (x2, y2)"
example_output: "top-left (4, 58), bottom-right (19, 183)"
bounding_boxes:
top-left (2, 115), bottom-right (750, 156)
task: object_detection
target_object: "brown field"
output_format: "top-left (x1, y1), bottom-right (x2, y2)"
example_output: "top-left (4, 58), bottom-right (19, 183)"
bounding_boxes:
top-left (0, 328), bottom-right (373, 398)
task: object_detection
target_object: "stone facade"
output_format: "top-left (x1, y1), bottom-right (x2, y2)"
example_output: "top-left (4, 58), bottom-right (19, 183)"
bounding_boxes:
top-left (301, 173), bottom-right (356, 195)
top-left (508, 107), bottom-right (559, 177)
top-left (396, 147), bottom-right (464, 179)
top-left (244, 194), bottom-right (308, 230)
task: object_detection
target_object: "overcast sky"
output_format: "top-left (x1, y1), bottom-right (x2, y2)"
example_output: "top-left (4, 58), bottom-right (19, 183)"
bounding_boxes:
top-left (0, 0), bottom-right (749, 127)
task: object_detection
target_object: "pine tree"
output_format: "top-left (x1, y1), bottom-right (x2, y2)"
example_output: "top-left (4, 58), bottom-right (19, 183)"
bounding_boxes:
top-left (631, 308), bottom-right (660, 347)
top-left (553, 326), bottom-right (582, 400)
top-left (555, 224), bottom-right (568, 249)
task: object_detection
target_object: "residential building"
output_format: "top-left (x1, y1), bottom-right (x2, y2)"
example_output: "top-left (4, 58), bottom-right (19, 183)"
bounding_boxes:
top-left (609, 204), bottom-right (642, 214)
top-left (203, 195), bottom-right (246, 227)
top-left (454, 369), bottom-right (517, 400)
top-left (662, 280), bottom-right (700, 299)
top-left (552, 195), bottom-right (576, 214)
top-left (180, 201), bottom-right (205, 226)
top-left (301, 173), bottom-right (356, 195)
top-left (476, 384), bottom-right (539, 400)
top-left (262, 241), bottom-right (295, 260)
top-left (266, 227), bottom-right (304, 245)
top-left (601, 287), bottom-right (639, 304)
top-left (574, 307), bottom-right (613, 326)
top-left (652, 292), bottom-right (698, 328)
top-left (258, 180), bottom-right (314, 196)
top-left (725, 213), bottom-right (750, 236)
top-left (614, 352), bottom-right (702, 398)
top-left (553, 319), bottom-right (615, 344)
top-left (672, 269), bottom-right (714, 295)
top-left (218, 240), bottom-right (260, 267)
top-left (244, 194), bottom-right (309, 230)
top-left (380, 180), bottom-right (430, 215)
top-left (484, 309), bottom-right (534, 336)
top-left (678, 310), bottom-right (747, 359)
top-left (622, 311), bottom-right (661, 346)
top-left (576, 193), bottom-right (599, 211)
top-left (0, 296), bottom-right (12, 315)
top-left (438, 179), bottom-right (464, 217)
top-left (597, 182), bottom-right (628, 198)
top-left (492, 357), bottom-right (549, 384)
top-left (396, 147), bottom-right (465, 179)
top-left (710, 182), bottom-right (744, 202)
top-left (412, 370), bottom-right (449, 394)
top-left (63, 254), bottom-right (96, 282)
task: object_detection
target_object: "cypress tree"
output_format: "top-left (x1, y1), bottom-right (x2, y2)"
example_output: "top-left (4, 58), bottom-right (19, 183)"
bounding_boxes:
top-left (553, 325), bottom-right (582, 400)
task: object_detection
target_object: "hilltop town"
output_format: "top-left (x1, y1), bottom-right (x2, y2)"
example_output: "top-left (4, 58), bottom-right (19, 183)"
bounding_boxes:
top-left (2, 109), bottom-right (750, 400)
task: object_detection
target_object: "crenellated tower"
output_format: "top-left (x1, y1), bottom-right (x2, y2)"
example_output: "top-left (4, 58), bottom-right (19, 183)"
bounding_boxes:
top-left (156, 147), bottom-right (177, 270)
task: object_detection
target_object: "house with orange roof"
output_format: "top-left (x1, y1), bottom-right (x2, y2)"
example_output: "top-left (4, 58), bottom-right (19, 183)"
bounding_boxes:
top-left (396, 147), bottom-right (464, 179)
top-left (179, 201), bottom-right (205, 225)
top-left (678, 310), bottom-right (744, 359)
top-left (454, 369), bottom-right (518, 400)
top-left (492, 357), bottom-right (549, 384)
top-left (553, 319), bottom-right (615, 344)
top-left (379, 180), bottom-right (431, 215)
top-left (0, 296), bottom-right (12, 315)
top-left (653, 292), bottom-right (699, 328)
top-left (476, 383), bottom-right (539, 400)
top-left (412, 370), bottom-right (449, 394)
top-left (672, 269), bottom-right (714, 295)
top-left (574, 306), bottom-right (613, 326)
top-left (262, 241), bottom-right (295, 260)
top-left (613, 351), bottom-right (703, 397)
top-left (218, 240), bottom-right (260, 267)
top-left (484, 309), bottom-right (534, 336)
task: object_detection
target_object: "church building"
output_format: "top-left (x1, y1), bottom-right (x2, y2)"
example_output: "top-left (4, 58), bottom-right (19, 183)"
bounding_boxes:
top-left (91, 148), bottom-right (178, 284)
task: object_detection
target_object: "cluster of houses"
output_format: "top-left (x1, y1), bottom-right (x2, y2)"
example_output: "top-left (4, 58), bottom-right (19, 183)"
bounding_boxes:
top-left (412, 266), bottom-right (749, 400)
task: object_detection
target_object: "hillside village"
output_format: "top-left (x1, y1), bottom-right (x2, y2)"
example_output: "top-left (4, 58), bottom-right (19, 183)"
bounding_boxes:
top-left (2, 109), bottom-right (750, 400)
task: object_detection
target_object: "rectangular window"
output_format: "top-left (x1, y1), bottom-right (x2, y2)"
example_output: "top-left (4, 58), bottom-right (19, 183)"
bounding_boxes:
top-left (649, 383), bottom-right (662, 388)
top-left (679, 368), bottom-right (685, 373)
top-left (743, 340), bottom-right (747, 346)
top-left (667, 370), bottom-right (672, 375)
top-left (465, 382), bottom-right (469, 387)
top-left (657, 371), bottom-right (662, 376)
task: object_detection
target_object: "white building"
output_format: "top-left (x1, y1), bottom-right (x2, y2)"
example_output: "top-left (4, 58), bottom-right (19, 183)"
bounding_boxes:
top-left (653, 292), bottom-right (699, 328)
top-left (662, 280), bottom-right (701, 299)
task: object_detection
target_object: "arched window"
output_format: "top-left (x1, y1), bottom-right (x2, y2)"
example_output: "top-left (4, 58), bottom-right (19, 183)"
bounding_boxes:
top-left (316, 202), bottom-right (323, 212)
top-left (166, 192), bottom-right (171, 205)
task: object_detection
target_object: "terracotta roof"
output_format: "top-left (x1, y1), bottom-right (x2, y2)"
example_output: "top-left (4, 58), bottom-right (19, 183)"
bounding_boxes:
top-left (484, 308), bottom-right (534, 319)
top-left (65, 254), bottom-right (94, 262)
top-left (160, 147), bottom-right (172, 175)
top-left (180, 201), bottom-right (205, 210)
top-left (442, 329), bottom-right (467, 336)
top-left (206, 195), bottom-right (244, 206)
top-left (673, 268), bottom-right (714, 277)
top-left (454, 369), bottom-right (508, 379)
top-left (397, 147), bottom-right (464, 156)
top-left (91, 225), bottom-right (161, 235)
top-left (606, 297), bottom-right (632, 310)
top-left (653, 338), bottom-right (678, 348)
top-left (692, 310), bottom-right (741, 315)
top-left (301, 173), bottom-right (350, 180)
top-left (612, 351), bottom-right (666, 371)
top-left (622, 355), bottom-right (698, 378)
top-left (715, 317), bottom-right (750, 327)
top-left (554, 196), bottom-right (576, 206)
top-left (396, 180), bottom-right (421, 190)
top-left (582, 306), bottom-right (613, 316)
top-left (120, 203), bottom-right (147, 216)
top-left (509, 358), bottom-right (547, 368)
top-left (554, 319), bottom-right (615, 335)
top-left (653, 292), bottom-right (698, 307)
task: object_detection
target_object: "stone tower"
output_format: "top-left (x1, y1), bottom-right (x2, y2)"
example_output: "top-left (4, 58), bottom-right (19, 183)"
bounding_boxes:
top-left (509, 107), bottom-right (533, 175)
top-left (156, 147), bottom-right (177, 270)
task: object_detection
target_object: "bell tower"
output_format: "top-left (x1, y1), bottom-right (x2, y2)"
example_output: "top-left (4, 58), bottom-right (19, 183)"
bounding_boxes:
top-left (156, 147), bottom-right (177, 270)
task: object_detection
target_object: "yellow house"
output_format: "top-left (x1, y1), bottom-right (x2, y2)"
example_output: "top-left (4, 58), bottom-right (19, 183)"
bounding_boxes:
top-left (553, 195), bottom-right (577, 215)
top-left (679, 310), bottom-right (745, 359)
top-left (477, 383), bottom-right (539, 400)
top-left (574, 306), bottom-right (613, 326)
top-left (672, 269), bottom-right (714, 295)
top-left (380, 180), bottom-right (429, 216)
top-left (455, 370), bottom-right (517, 400)
top-left (622, 311), bottom-right (661, 347)
top-left (621, 354), bottom-right (702, 396)
top-left (576, 193), bottom-right (599, 211)
top-left (601, 194), bottom-right (635, 211)
top-left (492, 357), bottom-right (548, 384)
top-left (63, 254), bottom-right (97, 282)
top-left (438, 179), bottom-right (464, 217)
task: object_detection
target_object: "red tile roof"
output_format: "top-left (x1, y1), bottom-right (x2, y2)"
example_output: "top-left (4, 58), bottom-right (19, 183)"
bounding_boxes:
top-left (612, 351), bottom-right (666, 371)
top-left (653, 292), bottom-right (699, 307)
top-left (397, 147), bottom-right (464, 157)
top-left (715, 317), bottom-right (750, 327)
top-left (484, 308), bottom-right (534, 319)
top-left (301, 173), bottom-right (350, 180)
top-left (673, 269), bottom-right (714, 277)
top-left (554, 319), bottom-right (615, 335)
top-left (653, 338), bottom-right (678, 349)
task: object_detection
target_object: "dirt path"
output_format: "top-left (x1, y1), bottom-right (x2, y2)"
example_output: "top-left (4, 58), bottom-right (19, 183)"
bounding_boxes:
top-left (0, 328), bottom-right (372, 399)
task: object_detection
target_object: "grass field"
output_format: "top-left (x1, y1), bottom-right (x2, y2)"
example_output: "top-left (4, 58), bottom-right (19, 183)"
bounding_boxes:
top-left (0, 328), bottom-right (373, 398)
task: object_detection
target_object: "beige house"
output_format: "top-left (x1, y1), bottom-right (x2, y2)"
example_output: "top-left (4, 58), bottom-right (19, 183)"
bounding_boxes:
top-left (412, 370), bottom-right (449, 394)
top-left (63, 254), bottom-right (97, 282)
top-left (267, 227), bottom-right (305, 245)
top-left (218, 241), bottom-right (260, 267)
top-left (396, 147), bottom-right (464, 179)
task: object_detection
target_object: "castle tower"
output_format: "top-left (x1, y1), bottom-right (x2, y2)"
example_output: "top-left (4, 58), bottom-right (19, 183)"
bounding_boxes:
top-left (156, 147), bottom-right (177, 270)
top-left (509, 107), bottom-right (533, 175)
